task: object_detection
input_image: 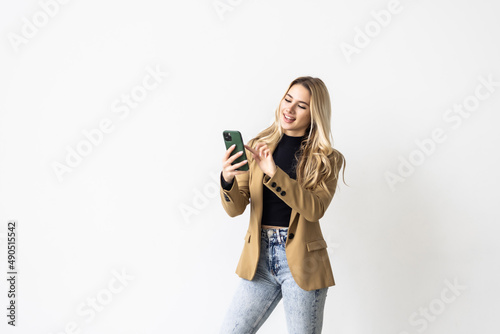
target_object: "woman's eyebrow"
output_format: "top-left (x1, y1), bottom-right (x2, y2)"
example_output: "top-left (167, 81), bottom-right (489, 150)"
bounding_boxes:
top-left (286, 93), bottom-right (309, 106)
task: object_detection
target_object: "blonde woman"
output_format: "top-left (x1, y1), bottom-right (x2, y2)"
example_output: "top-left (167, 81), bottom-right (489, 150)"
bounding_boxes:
top-left (219, 76), bottom-right (346, 333)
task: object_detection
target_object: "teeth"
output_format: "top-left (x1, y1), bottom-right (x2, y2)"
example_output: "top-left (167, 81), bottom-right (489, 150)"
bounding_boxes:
top-left (285, 114), bottom-right (294, 120)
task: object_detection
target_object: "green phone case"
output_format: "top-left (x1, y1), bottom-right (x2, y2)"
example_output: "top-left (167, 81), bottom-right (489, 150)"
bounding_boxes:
top-left (223, 130), bottom-right (249, 171)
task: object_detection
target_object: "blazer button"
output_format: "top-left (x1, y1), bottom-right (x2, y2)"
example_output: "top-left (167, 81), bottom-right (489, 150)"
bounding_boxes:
top-left (276, 186), bottom-right (281, 192)
top-left (280, 191), bottom-right (286, 196)
top-left (224, 194), bottom-right (230, 202)
top-left (271, 182), bottom-right (277, 188)
top-left (288, 233), bottom-right (294, 239)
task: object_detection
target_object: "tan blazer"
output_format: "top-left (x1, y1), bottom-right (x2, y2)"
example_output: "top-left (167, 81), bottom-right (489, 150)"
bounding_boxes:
top-left (220, 140), bottom-right (341, 291)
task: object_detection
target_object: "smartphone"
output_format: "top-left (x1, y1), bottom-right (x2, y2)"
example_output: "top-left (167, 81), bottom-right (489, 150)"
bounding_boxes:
top-left (223, 130), bottom-right (249, 171)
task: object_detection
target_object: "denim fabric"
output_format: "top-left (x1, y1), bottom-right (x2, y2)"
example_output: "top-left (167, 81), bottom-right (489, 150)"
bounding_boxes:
top-left (220, 227), bottom-right (328, 334)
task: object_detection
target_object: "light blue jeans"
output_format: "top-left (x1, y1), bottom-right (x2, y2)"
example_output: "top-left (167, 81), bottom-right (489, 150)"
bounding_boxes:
top-left (220, 227), bottom-right (328, 334)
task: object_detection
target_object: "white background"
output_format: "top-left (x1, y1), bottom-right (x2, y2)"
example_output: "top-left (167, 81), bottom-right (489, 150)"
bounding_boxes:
top-left (1, 0), bottom-right (499, 333)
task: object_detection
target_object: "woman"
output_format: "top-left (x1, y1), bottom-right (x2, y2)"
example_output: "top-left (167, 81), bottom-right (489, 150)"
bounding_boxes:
top-left (219, 76), bottom-right (346, 333)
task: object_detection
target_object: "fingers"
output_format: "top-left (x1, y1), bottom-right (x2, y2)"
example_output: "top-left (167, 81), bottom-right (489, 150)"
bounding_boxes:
top-left (222, 144), bottom-right (250, 183)
top-left (223, 159), bottom-right (248, 179)
top-left (244, 144), bottom-right (256, 156)
top-left (246, 143), bottom-right (270, 158)
top-left (223, 150), bottom-right (244, 167)
top-left (222, 149), bottom-right (248, 171)
top-left (223, 144), bottom-right (236, 161)
top-left (227, 157), bottom-right (248, 168)
top-left (253, 143), bottom-right (265, 152)
top-left (244, 146), bottom-right (259, 163)
top-left (223, 145), bottom-right (244, 165)
top-left (256, 144), bottom-right (270, 158)
top-left (233, 159), bottom-right (248, 169)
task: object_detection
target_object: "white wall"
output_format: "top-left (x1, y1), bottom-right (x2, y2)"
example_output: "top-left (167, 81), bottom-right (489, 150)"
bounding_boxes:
top-left (1, 0), bottom-right (499, 333)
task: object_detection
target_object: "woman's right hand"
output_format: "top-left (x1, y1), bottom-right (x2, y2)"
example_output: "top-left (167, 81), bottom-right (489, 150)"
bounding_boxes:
top-left (222, 144), bottom-right (248, 183)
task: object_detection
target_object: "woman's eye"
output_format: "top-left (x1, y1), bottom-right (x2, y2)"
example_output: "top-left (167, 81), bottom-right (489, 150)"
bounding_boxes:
top-left (284, 98), bottom-right (306, 109)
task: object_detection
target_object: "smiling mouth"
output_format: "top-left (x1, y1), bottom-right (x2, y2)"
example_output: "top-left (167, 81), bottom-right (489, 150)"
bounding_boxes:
top-left (283, 113), bottom-right (295, 122)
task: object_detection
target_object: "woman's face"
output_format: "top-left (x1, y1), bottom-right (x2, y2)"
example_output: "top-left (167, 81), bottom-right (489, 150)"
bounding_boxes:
top-left (279, 84), bottom-right (311, 137)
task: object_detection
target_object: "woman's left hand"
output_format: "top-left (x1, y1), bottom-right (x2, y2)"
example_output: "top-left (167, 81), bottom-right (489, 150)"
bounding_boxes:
top-left (244, 143), bottom-right (277, 177)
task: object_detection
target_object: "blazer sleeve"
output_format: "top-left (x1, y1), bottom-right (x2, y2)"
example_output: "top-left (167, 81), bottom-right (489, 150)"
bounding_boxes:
top-left (262, 163), bottom-right (339, 222)
top-left (219, 169), bottom-right (250, 218)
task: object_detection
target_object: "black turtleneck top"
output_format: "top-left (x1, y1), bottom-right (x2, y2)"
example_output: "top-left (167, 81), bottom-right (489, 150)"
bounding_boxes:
top-left (220, 133), bottom-right (306, 227)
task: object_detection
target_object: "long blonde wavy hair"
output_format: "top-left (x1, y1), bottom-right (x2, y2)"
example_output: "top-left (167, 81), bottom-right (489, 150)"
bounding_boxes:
top-left (248, 76), bottom-right (346, 195)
